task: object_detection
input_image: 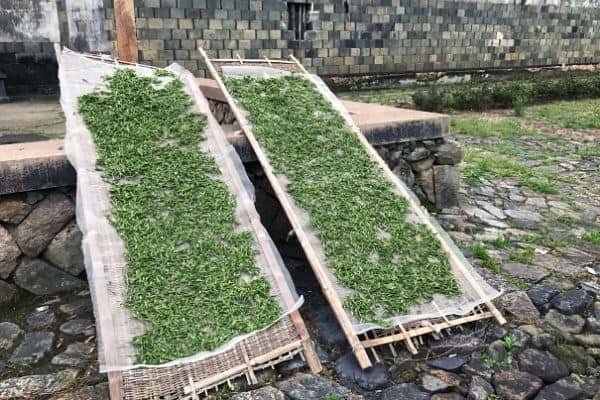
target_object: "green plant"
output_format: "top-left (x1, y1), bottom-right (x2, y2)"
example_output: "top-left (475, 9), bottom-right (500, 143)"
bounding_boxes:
top-left (584, 229), bottom-right (600, 245)
top-left (226, 75), bottom-right (460, 324)
top-left (472, 243), bottom-right (499, 270)
top-left (461, 148), bottom-right (558, 194)
top-left (577, 144), bottom-right (600, 158)
top-left (78, 69), bottom-right (281, 364)
top-left (451, 117), bottom-right (535, 139)
top-left (512, 94), bottom-right (525, 117)
top-left (529, 99), bottom-right (600, 129)
top-left (325, 394), bottom-right (344, 400)
top-left (472, 244), bottom-right (529, 290)
top-left (555, 213), bottom-right (576, 227)
top-left (488, 394), bottom-right (504, 400)
top-left (482, 351), bottom-right (511, 370)
top-left (509, 246), bottom-right (535, 264)
top-left (412, 74), bottom-right (600, 111)
top-left (501, 334), bottom-right (521, 355)
top-left (491, 235), bottom-right (511, 249)
top-left (521, 227), bottom-right (570, 249)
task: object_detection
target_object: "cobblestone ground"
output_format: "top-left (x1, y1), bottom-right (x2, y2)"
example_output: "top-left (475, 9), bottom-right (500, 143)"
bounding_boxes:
top-left (1, 99), bottom-right (599, 399)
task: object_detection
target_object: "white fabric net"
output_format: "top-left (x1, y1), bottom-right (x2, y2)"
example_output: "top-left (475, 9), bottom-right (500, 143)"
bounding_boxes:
top-left (58, 49), bottom-right (301, 373)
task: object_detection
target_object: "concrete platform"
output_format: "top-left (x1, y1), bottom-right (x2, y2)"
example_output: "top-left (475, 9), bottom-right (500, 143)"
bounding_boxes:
top-left (0, 82), bottom-right (449, 194)
top-left (198, 78), bottom-right (449, 162)
top-left (342, 100), bottom-right (449, 144)
top-left (0, 139), bottom-right (75, 195)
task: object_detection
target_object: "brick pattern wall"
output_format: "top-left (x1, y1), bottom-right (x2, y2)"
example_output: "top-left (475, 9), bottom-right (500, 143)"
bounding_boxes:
top-left (101, 0), bottom-right (600, 77)
top-left (0, 0), bottom-right (68, 94)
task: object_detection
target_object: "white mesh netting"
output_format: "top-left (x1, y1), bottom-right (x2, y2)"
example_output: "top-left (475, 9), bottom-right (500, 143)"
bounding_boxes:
top-left (221, 65), bottom-right (501, 335)
top-left (58, 49), bottom-right (302, 373)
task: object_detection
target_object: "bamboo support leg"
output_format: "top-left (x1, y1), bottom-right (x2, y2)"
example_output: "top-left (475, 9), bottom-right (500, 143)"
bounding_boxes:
top-left (108, 372), bottom-right (124, 400)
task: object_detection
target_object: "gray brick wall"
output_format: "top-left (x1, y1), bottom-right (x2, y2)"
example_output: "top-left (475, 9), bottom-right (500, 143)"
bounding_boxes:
top-left (107, 0), bottom-right (600, 77)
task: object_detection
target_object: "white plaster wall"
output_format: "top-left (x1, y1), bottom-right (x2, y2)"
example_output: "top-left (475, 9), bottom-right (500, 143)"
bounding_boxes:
top-left (65, 0), bottom-right (107, 52)
top-left (0, 0), bottom-right (60, 43)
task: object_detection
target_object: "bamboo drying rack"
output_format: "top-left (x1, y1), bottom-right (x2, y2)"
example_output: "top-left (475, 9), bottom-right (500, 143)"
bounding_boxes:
top-left (199, 48), bottom-right (506, 369)
top-left (55, 45), bottom-right (321, 399)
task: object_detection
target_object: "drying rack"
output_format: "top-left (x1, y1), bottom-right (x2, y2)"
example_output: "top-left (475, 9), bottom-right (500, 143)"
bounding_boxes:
top-left (199, 48), bottom-right (506, 369)
top-left (55, 45), bottom-right (321, 399)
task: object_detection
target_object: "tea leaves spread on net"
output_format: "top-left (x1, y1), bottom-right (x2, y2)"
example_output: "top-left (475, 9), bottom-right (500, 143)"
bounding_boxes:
top-left (226, 75), bottom-right (459, 324)
top-left (78, 69), bottom-right (281, 364)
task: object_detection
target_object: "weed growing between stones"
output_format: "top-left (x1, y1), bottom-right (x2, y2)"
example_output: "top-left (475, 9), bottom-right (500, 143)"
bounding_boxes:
top-left (78, 69), bottom-right (281, 364)
top-left (472, 244), bottom-right (529, 291)
top-left (584, 229), bottom-right (600, 245)
top-left (461, 149), bottom-right (558, 194)
top-left (225, 75), bottom-right (459, 324)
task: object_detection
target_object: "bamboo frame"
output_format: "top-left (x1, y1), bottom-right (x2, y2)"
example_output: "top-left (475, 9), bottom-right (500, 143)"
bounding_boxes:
top-left (199, 49), bottom-right (506, 370)
top-left (200, 48), bottom-right (372, 369)
top-left (54, 45), bottom-right (320, 399)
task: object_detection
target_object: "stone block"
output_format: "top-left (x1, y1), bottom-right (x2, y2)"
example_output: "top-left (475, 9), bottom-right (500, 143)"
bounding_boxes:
top-left (0, 141), bottom-right (76, 196)
top-left (433, 165), bottom-right (459, 209)
top-left (13, 192), bottom-right (74, 257)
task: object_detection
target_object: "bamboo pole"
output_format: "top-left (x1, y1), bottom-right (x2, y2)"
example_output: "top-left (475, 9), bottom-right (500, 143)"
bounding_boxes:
top-left (198, 47), bottom-right (372, 369)
top-left (212, 58), bottom-right (295, 64)
top-left (55, 43), bottom-right (126, 400)
top-left (184, 340), bottom-right (304, 394)
top-left (289, 54), bottom-right (309, 74)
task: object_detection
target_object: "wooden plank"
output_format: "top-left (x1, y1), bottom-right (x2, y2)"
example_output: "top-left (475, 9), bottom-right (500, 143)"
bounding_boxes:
top-left (199, 47), bottom-right (372, 369)
top-left (114, 0), bottom-right (138, 62)
top-left (183, 70), bottom-right (322, 374)
top-left (108, 372), bottom-right (124, 400)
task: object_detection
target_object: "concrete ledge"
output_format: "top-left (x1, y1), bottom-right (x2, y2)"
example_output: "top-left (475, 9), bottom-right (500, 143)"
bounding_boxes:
top-left (198, 78), bottom-right (449, 162)
top-left (343, 100), bottom-right (449, 145)
top-left (0, 140), bottom-right (75, 195)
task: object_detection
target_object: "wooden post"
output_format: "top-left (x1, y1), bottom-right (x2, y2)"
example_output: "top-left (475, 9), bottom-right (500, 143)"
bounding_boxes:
top-left (114, 0), bottom-right (138, 62)
top-left (108, 372), bottom-right (124, 400)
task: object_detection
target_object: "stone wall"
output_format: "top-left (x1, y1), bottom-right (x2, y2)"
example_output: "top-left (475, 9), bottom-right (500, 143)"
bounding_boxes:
top-left (118, 0), bottom-right (600, 77)
top-left (0, 187), bottom-right (85, 304)
top-left (3, 0), bottom-right (600, 91)
top-left (375, 138), bottom-right (462, 209)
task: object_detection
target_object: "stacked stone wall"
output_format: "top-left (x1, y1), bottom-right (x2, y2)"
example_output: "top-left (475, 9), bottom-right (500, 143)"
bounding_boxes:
top-left (0, 187), bottom-right (84, 304)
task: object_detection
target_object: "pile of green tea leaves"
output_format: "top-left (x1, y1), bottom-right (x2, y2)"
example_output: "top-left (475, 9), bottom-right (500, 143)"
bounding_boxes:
top-left (226, 75), bottom-right (460, 324)
top-left (78, 69), bottom-right (281, 364)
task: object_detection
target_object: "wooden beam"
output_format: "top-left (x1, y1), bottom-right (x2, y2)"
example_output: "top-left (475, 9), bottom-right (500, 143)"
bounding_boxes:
top-left (114, 0), bottom-right (138, 62)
